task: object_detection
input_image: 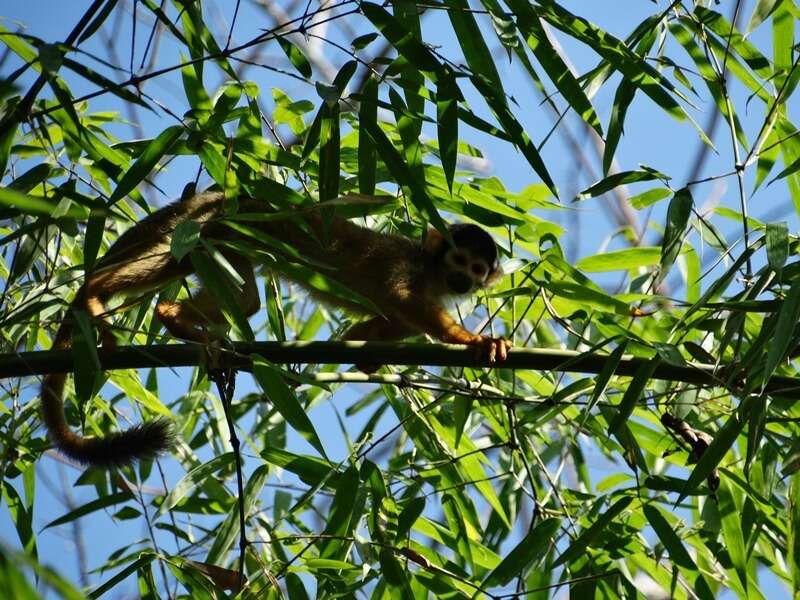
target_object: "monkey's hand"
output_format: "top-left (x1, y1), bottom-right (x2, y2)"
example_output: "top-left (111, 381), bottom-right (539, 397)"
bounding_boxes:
top-left (402, 303), bottom-right (512, 367)
top-left (471, 335), bottom-right (512, 364)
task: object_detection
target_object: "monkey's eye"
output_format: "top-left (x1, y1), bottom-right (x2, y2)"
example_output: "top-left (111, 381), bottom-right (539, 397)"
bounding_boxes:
top-left (451, 251), bottom-right (468, 267)
top-left (471, 263), bottom-right (487, 277)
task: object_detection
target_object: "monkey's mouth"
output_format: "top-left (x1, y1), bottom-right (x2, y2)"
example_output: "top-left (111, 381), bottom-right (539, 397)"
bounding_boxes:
top-left (446, 272), bottom-right (473, 295)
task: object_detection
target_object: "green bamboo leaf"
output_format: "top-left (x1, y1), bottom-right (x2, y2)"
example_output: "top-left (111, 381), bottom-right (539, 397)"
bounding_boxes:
top-left (763, 277), bottom-right (800, 389)
top-left (71, 310), bottom-right (102, 404)
top-left (575, 247), bottom-right (661, 272)
top-left (189, 248), bottom-right (254, 341)
top-left (508, 0), bottom-right (602, 135)
top-left (445, 0), bottom-right (506, 104)
top-left (0, 23), bottom-right (38, 64)
top-left (766, 221), bottom-right (788, 272)
top-left (754, 126), bottom-right (780, 191)
top-left (769, 154), bottom-right (800, 185)
top-left (643, 505), bottom-right (715, 600)
top-left (442, 494), bottom-right (475, 573)
top-left (674, 240), bottom-right (762, 329)
top-left (141, 0), bottom-right (187, 44)
top-left (659, 188), bottom-right (693, 279)
top-left (77, 0), bottom-right (118, 43)
top-left (358, 76), bottom-right (378, 195)
top-left (82, 214), bottom-right (105, 273)
top-left (277, 36), bottom-right (312, 78)
top-left (586, 341), bottom-right (627, 416)
top-left (62, 57), bottom-right (150, 108)
top-left (679, 395), bottom-right (759, 503)
top-left (576, 169), bottom-right (667, 200)
top-left (206, 465), bottom-right (268, 564)
top-left (553, 496), bottom-right (633, 567)
top-left (318, 466), bottom-right (359, 559)
top-left (536, 3), bottom-right (687, 118)
top-left (359, 117), bottom-right (448, 235)
top-left (361, 2), bottom-right (444, 80)
top-left (207, 81), bottom-right (242, 132)
top-left (352, 32), bottom-right (379, 50)
top-left (547, 281), bottom-right (630, 315)
top-left (180, 52), bottom-right (211, 112)
top-left (608, 358), bottom-right (659, 435)
top-left (695, 7), bottom-right (773, 79)
top-left (318, 101), bottom-right (340, 202)
top-left (38, 43), bottom-right (63, 73)
top-left (253, 358), bottom-right (326, 457)
top-left (483, 518), bottom-right (561, 587)
top-left (0, 187), bottom-right (91, 218)
top-left (304, 559), bottom-right (360, 571)
top-left (629, 187), bottom-right (672, 209)
top-left (454, 448), bottom-right (511, 529)
top-left (457, 106), bottom-right (512, 142)
top-left (109, 125), bottom-right (183, 204)
top-left (643, 505), bottom-right (694, 568)
top-left (89, 554), bottom-right (155, 600)
top-left (745, 0), bottom-right (783, 34)
top-left (156, 453), bottom-right (235, 517)
top-left (301, 102), bottom-right (322, 162)
top-left (170, 220), bottom-right (202, 262)
top-left (436, 73), bottom-right (460, 193)
top-left (46, 77), bottom-right (83, 142)
top-left (789, 473), bottom-right (800, 591)
top-left (603, 79), bottom-right (637, 176)
top-left (717, 480), bottom-right (749, 592)
top-left (471, 74), bottom-right (557, 196)
top-left (44, 492), bottom-right (133, 529)
top-left (396, 497), bottom-right (425, 541)
top-left (260, 447), bottom-right (335, 486)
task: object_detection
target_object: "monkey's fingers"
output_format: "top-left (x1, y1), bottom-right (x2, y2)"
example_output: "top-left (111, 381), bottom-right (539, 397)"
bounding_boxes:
top-left (476, 336), bottom-right (511, 364)
top-left (496, 338), bottom-right (511, 362)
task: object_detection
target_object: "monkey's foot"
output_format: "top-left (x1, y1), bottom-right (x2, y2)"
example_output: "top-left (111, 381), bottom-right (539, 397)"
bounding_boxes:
top-left (474, 336), bottom-right (512, 364)
top-left (100, 328), bottom-right (118, 355)
top-left (156, 300), bottom-right (210, 343)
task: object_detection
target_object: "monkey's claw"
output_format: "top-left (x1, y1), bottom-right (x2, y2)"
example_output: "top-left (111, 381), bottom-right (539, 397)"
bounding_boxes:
top-left (476, 336), bottom-right (512, 364)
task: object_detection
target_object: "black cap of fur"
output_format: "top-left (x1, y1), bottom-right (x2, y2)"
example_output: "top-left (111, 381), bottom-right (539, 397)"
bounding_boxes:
top-left (448, 224), bottom-right (498, 268)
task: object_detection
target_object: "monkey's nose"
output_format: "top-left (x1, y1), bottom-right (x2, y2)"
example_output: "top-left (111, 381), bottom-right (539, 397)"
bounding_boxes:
top-left (447, 272), bottom-right (473, 295)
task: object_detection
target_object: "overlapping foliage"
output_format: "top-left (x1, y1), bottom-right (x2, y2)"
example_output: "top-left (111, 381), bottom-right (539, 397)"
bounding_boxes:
top-left (1, 1), bottom-right (800, 598)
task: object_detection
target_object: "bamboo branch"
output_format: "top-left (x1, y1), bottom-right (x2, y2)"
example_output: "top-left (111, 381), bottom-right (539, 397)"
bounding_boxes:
top-left (1, 341), bottom-right (798, 397)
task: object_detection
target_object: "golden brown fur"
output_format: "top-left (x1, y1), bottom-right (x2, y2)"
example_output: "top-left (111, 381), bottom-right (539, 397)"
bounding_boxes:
top-left (42, 191), bottom-right (510, 466)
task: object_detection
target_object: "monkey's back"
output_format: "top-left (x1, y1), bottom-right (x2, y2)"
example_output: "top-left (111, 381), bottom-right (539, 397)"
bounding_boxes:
top-left (235, 197), bottom-right (431, 313)
top-left (90, 192), bottom-right (223, 298)
top-left (90, 190), bottom-right (432, 313)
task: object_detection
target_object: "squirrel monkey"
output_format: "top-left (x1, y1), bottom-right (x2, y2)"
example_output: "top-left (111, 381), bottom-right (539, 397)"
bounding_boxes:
top-left (41, 191), bottom-right (511, 467)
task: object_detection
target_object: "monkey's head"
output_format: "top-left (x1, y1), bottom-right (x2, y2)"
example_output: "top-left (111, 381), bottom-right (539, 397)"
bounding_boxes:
top-left (424, 224), bottom-right (502, 296)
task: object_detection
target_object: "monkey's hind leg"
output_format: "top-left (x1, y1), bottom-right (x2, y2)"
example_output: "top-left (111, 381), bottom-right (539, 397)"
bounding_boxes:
top-left (156, 255), bottom-right (260, 343)
top-left (82, 274), bottom-right (122, 353)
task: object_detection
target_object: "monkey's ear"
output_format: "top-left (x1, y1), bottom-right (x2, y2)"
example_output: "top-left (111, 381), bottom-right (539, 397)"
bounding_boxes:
top-left (485, 265), bottom-right (504, 286)
top-left (423, 227), bottom-right (446, 255)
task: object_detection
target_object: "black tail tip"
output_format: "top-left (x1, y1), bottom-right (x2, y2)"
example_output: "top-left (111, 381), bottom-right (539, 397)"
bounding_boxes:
top-left (63, 418), bottom-right (176, 468)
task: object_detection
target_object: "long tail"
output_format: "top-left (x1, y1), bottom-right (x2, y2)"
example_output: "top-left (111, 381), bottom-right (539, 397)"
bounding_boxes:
top-left (40, 306), bottom-right (174, 467)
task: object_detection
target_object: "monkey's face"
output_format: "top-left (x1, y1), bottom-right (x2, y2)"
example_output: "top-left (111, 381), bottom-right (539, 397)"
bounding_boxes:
top-left (443, 247), bottom-right (498, 294)
top-left (439, 223), bottom-right (502, 295)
